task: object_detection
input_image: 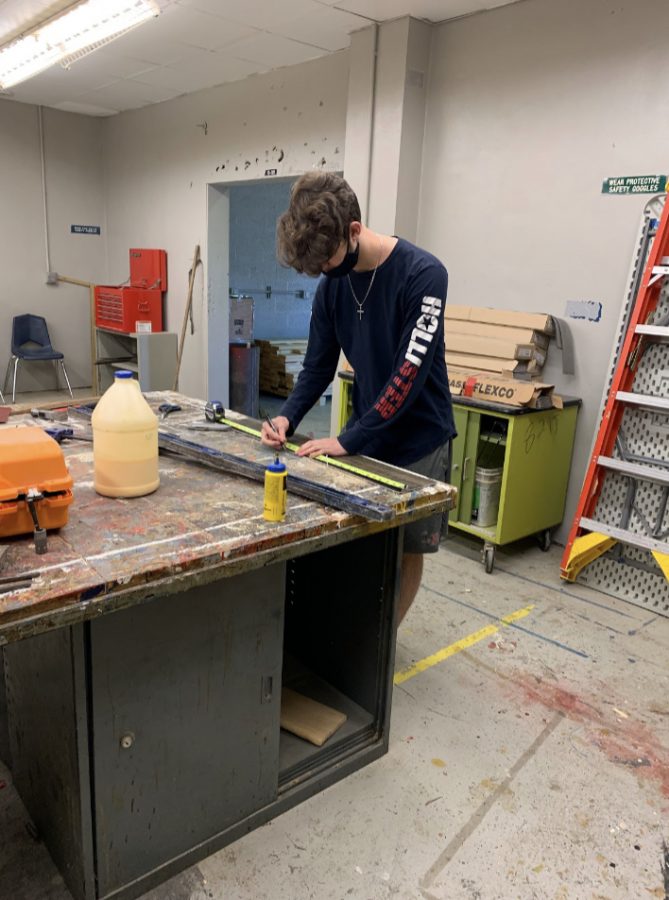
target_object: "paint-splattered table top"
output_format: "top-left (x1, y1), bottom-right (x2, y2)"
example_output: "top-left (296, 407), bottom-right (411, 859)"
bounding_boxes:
top-left (0, 392), bottom-right (455, 644)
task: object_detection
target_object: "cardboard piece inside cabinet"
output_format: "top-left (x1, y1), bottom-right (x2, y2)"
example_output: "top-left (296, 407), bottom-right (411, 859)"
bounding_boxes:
top-left (280, 687), bottom-right (347, 747)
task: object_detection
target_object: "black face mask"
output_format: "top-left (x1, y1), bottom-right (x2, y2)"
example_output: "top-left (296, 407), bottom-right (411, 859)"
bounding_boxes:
top-left (323, 240), bottom-right (359, 278)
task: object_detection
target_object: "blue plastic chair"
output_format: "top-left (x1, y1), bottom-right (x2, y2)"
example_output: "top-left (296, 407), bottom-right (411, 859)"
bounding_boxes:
top-left (3, 314), bottom-right (73, 404)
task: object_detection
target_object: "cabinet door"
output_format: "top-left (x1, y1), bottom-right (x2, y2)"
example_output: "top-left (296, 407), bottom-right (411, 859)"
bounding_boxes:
top-left (90, 566), bottom-right (284, 897)
top-left (450, 406), bottom-right (480, 525)
top-left (449, 406), bottom-right (468, 523)
top-left (498, 406), bottom-right (578, 543)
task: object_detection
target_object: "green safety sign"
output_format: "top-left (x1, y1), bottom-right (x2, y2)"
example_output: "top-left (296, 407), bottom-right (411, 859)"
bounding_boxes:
top-left (602, 174), bottom-right (667, 195)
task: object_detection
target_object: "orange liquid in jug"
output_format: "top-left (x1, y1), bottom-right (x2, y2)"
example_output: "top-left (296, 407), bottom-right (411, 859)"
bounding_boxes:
top-left (93, 433), bottom-right (159, 498)
top-left (92, 373), bottom-right (159, 498)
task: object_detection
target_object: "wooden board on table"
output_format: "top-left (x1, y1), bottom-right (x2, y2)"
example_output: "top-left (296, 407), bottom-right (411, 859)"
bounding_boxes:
top-left (8, 395), bottom-right (100, 416)
top-left (280, 687), bottom-right (347, 746)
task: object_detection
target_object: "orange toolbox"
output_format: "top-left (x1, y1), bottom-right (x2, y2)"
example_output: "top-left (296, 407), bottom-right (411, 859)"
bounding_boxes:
top-left (0, 427), bottom-right (74, 541)
top-left (94, 286), bottom-right (163, 333)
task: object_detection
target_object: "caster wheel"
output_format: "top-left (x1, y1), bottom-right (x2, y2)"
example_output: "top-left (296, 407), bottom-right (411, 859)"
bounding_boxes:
top-left (539, 529), bottom-right (551, 552)
top-left (483, 543), bottom-right (495, 574)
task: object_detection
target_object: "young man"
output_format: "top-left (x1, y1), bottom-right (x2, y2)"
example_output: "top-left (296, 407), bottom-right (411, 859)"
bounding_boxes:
top-left (261, 172), bottom-right (455, 622)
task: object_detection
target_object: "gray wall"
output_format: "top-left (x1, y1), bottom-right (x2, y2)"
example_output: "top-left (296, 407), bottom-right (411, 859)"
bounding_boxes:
top-left (0, 101), bottom-right (106, 392)
top-left (419, 0), bottom-right (669, 540)
top-left (228, 179), bottom-right (318, 341)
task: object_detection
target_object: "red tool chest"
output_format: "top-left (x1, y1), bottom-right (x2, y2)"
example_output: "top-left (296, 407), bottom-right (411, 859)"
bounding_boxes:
top-left (129, 248), bottom-right (167, 290)
top-left (94, 248), bottom-right (167, 334)
top-left (95, 286), bottom-right (163, 333)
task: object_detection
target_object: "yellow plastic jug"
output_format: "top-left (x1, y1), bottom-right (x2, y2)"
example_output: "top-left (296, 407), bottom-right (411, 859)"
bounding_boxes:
top-left (92, 371), bottom-right (159, 498)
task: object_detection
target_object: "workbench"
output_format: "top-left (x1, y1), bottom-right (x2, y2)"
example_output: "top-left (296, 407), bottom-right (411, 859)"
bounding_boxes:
top-left (0, 392), bottom-right (454, 900)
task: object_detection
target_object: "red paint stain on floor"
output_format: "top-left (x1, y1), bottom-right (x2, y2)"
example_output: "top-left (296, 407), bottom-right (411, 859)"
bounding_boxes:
top-left (513, 677), bottom-right (669, 800)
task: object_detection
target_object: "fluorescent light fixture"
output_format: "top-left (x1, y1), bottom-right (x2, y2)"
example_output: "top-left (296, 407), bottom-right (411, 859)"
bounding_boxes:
top-left (0, 0), bottom-right (160, 90)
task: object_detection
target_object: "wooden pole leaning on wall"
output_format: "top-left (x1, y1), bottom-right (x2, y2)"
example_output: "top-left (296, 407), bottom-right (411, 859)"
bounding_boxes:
top-left (56, 275), bottom-right (98, 394)
top-left (173, 245), bottom-right (202, 392)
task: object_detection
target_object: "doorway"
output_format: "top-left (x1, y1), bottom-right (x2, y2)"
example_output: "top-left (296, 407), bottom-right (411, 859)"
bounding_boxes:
top-left (206, 176), bottom-right (329, 435)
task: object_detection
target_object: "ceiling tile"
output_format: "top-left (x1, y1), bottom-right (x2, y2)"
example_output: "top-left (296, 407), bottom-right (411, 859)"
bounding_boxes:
top-left (176, 0), bottom-right (321, 30)
top-left (5, 55), bottom-right (158, 100)
top-left (53, 99), bottom-right (120, 116)
top-left (62, 51), bottom-right (158, 86)
top-left (227, 32), bottom-right (326, 68)
top-left (4, 83), bottom-right (72, 106)
top-left (83, 78), bottom-right (181, 111)
top-left (131, 3), bottom-right (259, 52)
top-left (133, 50), bottom-right (266, 93)
top-left (5, 62), bottom-right (86, 104)
top-left (0, 0), bottom-right (521, 113)
top-left (332, 0), bottom-right (495, 22)
top-left (271, 6), bottom-right (369, 52)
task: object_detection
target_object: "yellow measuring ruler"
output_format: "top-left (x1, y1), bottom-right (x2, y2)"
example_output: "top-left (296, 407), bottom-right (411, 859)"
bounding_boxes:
top-left (211, 416), bottom-right (407, 491)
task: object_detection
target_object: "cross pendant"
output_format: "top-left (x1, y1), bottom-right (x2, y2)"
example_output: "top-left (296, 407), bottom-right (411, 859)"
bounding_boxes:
top-left (357, 307), bottom-right (364, 320)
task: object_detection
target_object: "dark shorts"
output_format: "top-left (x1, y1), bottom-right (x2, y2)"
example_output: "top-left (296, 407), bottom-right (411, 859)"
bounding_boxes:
top-left (402, 441), bottom-right (452, 554)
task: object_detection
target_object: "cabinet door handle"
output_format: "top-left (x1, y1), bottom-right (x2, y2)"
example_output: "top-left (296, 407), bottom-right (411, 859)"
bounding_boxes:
top-left (260, 675), bottom-right (273, 704)
top-left (463, 457), bottom-right (470, 482)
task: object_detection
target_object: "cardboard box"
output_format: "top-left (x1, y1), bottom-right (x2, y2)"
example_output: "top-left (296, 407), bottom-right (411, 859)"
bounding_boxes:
top-left (445, 305), bottom-right (554, 335)
top-left (445, 333), bottom-right (545, 364)
top-left (445, 319), bottom-right (550, 350)
top-left (448, 367), bottom-right (562, 409)
top-left (229, 297), bottom-right (254, 342)
top-left (445, 351), bottom-right (538, 375)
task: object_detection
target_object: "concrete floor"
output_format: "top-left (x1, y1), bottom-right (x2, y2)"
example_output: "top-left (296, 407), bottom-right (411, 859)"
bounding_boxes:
top-left (0, 387), bottom-right (95, 408)
top-left (1, 535), bottom-right (668, 900)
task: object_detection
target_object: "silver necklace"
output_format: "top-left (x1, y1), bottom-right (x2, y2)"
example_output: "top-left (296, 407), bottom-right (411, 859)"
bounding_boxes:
top-left (347, 239), bottom-right (383, 321)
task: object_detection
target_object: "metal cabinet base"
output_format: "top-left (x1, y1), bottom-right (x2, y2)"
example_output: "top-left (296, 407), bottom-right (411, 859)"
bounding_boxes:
top-left (95, 329), bottom-right (178, 393)
top-left (4, 530), bottom-right (399, 900)
top-left (229, 342), bottom-right (260, 417)
top-left (448, 400), bottom-right (580, 571)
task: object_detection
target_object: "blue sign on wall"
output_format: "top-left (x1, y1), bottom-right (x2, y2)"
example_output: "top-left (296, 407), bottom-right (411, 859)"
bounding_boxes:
top-left (71, 224), bottom-right (101, 235)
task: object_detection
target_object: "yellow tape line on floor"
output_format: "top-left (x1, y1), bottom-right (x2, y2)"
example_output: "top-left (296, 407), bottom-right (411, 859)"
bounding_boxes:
top-left (393, 604), bottom-right (535, 685)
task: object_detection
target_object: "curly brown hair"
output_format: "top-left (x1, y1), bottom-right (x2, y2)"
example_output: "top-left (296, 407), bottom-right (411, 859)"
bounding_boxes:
top-left (276, 172), bottom-right (361, 276)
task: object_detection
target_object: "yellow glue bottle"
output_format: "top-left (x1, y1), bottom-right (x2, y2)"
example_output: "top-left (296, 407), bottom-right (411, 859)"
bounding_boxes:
top-left (263, 454), bottom-right (287, 521)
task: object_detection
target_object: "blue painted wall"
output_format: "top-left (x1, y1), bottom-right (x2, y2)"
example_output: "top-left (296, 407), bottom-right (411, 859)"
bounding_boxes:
top-left (229, 180), bottom-right (319, 340)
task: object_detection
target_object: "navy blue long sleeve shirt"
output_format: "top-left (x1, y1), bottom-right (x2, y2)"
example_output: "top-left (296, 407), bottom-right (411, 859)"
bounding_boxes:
top-left (280, 238), bottom-right (456, 467)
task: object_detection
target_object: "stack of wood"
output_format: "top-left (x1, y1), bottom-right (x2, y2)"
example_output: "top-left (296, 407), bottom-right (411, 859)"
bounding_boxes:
top-left (258, 339), bottom-right (309, 397)
top-left (444, 305), bottom-right (555, 378)
top-left (444, 306), bottom-right (561, 409)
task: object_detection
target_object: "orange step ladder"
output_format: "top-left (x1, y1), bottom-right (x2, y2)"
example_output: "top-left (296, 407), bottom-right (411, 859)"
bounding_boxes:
top-left (561, 199), bottom-right (669, 585)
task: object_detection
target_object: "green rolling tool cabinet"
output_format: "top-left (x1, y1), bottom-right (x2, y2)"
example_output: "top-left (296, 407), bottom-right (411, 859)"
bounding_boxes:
top-left (337, 372), bottom-right (580, 573)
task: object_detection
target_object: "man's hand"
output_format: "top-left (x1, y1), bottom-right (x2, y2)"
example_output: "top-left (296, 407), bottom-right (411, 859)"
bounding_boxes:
top-left (261, 415), bottom-right (290, 449)
top-left (297, 437), bottom-right (347, 458)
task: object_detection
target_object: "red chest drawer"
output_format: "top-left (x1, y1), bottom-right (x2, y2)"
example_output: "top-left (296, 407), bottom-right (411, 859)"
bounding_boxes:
top-left (94, 287), bottom-right (163, 333)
